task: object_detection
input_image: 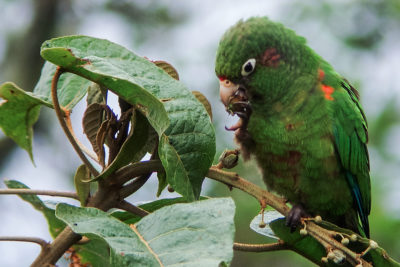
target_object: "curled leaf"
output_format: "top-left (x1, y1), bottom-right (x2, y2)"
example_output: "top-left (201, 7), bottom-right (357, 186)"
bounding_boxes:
top-left (87, 83), bottom-right (106, 105)
top-left (192, 90), bottom-right (213, 120)
top-left (153, 60), bottom-right (179, 80)
top-left (74, 165), bottom-right (91, 206)
top-left (82, 103), bottom-right (107, 165)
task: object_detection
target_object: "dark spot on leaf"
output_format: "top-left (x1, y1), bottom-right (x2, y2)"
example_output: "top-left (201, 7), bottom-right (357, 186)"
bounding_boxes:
top-left (10, 90), bottom-right (15, 94)
top-left (81, 58), bottom-right (92, 66)
top-left (73, 223), bottom-right (78, 226)
top-left (286, 124), bottom-right (294, 131)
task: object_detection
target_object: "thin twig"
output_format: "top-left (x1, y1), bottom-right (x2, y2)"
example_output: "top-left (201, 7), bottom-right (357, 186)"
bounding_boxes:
top-left (0, 189), bottom-right (78, 200)
top-left (117, 200), bottom-right (149, 217)
top-left (51, 67), bottom-right (99, 176)
top-left (0, 236), bottom-right (48, 249)
top-left (233, 241), bottom-right (288, 252)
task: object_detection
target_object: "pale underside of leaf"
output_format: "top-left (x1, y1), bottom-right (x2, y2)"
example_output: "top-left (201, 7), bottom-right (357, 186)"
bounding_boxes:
top-left (250, 210), bottom-right (284, 240)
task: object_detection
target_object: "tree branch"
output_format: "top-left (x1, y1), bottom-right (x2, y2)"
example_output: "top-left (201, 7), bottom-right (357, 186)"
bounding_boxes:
top-left (30, 182), bottom-right (119, 267)
top-left (51, 67), bottom-right (99, 176)
top-left (117, 200), bottom-right (149, 217)
top-left (113, 160), bottom-right (164, 185)
top-left (31, 226), bottom-right (82, 267)
top-left (119, 173), bottom-right (152, 199)
top-left (207, 166), bottom-right (289, 215)
top-left (64, 114), bottom-right (99, 162)
top-left (206, 166), bottom-right (372, 266)
top-left (0, 236), bottom-right (48, 249)
top-left (0, 189), bottom-right (78, 200)
top-left (233, 241), bottom-right (288, 252)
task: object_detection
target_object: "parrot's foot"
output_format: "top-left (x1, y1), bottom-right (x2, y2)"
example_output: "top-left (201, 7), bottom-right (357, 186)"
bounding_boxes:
top-left (286, 204), bottom-right (308, 232)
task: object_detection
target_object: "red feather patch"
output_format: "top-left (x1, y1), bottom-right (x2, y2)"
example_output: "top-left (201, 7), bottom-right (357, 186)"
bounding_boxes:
top-left (318, 69), bottom-right (325, 81)
top-left (261, 48), bottom-right (281, 67)
top-left (321, 84), bottom-right (334, 101)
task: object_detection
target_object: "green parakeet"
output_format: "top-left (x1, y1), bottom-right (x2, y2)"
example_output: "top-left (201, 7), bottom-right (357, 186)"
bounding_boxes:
top-left (215, 17), bottom-right (371, 237)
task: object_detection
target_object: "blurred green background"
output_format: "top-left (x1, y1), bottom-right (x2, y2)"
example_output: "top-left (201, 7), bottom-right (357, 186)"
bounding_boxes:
top-left (0, 0), bottom-right (399, 266)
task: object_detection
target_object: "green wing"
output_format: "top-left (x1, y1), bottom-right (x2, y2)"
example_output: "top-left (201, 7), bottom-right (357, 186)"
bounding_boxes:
top-left (331, 78), bottom-right (371, 237)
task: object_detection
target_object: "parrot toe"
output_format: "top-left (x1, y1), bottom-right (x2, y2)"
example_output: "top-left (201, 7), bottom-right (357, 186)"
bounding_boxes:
top-left (286, 204), bottom-right (308, 232)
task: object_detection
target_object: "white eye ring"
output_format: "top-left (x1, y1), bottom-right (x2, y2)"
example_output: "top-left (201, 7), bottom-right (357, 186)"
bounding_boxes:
top-left (241, 58), bottom-right (256, 76)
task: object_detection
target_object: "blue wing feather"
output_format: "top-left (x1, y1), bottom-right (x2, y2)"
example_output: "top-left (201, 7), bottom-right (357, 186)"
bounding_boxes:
top-left (331, 79), bottom-right (371, 238)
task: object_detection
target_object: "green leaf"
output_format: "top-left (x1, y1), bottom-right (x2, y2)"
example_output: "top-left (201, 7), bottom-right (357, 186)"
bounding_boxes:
top-left (111, 197), bottom-right (210, 225)
top-left (40, 36), bottom-right (169, 136)
top-left (4, 180), bottom-right (66, 238)
top-left (40, 35), bottom-right (216, 200)
top-left (74, 236), bottom-right (111, 267)
top-left (34, 61), bottom-right (91, 110)
top-left (156, 171), bottom-right (168, 197)
top-left (74, 165), bottom-right (91, 206)
top-left (56, 197), bottom-right (235, 267)
top-left (0, 62), bottom-right (92, 160)
top-left (192, 90), bottom-right (213, 120)
top-left (0, 82), bottom-right (50, 161)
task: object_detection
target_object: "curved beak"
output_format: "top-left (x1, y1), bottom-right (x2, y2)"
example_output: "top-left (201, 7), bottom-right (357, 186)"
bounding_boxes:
top-left (219, 79), bottom-right (239, 106)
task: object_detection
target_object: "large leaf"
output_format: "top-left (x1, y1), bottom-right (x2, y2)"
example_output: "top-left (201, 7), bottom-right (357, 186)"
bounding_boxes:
top-left (111, 197), bottom-right (209, 225)
top-left (40, 35), bottom-right (216, 200)
top-left (4, 180), bottom-right (66, 238)
top-left (56, 197), bottom-right (235, 266)
top-left (40, 36), bottom-right (169, 136)
top-left (0, 82), bottom-right (51, 161)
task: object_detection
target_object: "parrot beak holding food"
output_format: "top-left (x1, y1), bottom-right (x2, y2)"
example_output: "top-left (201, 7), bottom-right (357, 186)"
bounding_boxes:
top-left (219, 78), bottom-right (240, 106)
top-left (219, 77), bottom-right (251, 131)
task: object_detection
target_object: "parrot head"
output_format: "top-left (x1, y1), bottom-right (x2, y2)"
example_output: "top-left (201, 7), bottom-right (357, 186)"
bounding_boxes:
top-left (215, 17), bottom-right (319, 131)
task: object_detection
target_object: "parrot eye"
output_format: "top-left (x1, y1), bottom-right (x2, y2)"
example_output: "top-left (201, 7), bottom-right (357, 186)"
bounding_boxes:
top-left (241, 58), bottom-right (256, 76)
